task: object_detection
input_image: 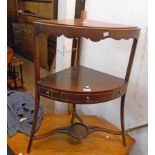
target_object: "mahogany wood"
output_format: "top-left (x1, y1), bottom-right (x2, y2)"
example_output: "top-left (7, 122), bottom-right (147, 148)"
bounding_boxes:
top-left (37, 66), bottom-right (128, 104)
top-left (31, 105), bottom-right (128, 141)
top-left (38, 65), bottom-right (127, 93)
top-left (120, 95), bottom-right (126, 146)
top-left (34, 19), bottom-right (140, 41)
top-left (47, 35), bottom-right (56, 71)
top-left (27, 18), bottom-right (140, 153)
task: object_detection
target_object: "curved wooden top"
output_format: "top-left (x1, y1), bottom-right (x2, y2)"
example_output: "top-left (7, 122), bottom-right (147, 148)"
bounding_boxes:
top-left (34, 19), bottom-right (140, 41)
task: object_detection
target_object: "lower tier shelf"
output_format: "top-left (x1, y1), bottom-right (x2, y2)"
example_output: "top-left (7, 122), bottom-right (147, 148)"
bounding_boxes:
top-left (38, 65), bottom-right (128, 104)
top-left (8, 114), bottom-right (135, 155)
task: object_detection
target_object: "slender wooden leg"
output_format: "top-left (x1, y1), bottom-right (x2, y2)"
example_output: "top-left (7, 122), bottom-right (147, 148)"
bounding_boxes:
top-left (120, 95), bottom-right (126, 146)
top-left (70, 104), bottom-right (83, 124)
top-left (27, 87), bottom-right (40, 153)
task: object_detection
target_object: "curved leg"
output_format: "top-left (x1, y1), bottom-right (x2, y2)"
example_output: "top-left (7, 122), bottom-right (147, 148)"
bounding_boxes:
top-left (120, 95), bottom-right (126, 146)
top-left (70, 104), bottom-right (83, 124)
top-left (27, 87), bottom-right (40, 153)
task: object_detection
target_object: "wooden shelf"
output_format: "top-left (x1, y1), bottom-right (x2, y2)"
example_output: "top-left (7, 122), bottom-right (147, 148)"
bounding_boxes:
top-left (18, 11), bottom-right (51, 19)
top-left (18, 0), bottom-right (52, 3)
top-left (34, 19), bottom-right (140, 41)
top-left (38, 65), bottom-right (128, 104)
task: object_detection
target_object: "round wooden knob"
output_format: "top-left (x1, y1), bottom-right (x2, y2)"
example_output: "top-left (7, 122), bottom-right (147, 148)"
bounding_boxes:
top-left (85, 96), bottom-right (90, 102)
top-left (119, 90), bottom-right (122, 94)
top-left (46, 90), bottom-right (50, 96)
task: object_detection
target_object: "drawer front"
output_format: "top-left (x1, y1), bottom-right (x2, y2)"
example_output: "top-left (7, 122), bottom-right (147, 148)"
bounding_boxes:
top-left (60, 92), bottom-right (114, 104)
top-left (40, 87), bottom-right (58, 100)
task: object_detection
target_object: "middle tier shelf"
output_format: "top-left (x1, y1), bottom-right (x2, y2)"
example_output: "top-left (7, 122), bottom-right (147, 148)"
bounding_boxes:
top-left (37, 65), bottom-right (128, 104)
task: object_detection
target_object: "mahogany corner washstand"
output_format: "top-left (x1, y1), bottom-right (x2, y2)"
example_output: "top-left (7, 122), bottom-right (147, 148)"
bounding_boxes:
top-left (27, 19), bottom-right (140, 153)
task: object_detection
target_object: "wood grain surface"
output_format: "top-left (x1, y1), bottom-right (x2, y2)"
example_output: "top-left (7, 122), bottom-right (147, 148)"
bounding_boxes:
top-left (38, 65), bottom-right (127, 93)
top-left (8, 114), bottom-right (135, 155)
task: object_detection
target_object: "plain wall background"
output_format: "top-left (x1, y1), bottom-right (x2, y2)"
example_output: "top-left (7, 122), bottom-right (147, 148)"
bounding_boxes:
top-left (55, 0), bottom-right (148, 154)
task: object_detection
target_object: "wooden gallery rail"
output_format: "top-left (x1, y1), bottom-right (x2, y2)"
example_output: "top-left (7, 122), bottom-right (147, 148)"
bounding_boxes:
top-left (27, 19), bottom-right (140, 153)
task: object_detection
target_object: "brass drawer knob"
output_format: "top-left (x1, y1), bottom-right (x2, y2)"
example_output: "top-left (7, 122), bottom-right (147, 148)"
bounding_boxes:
top-left (85, 96), bottom-right (90, 103)
top-left (119, 90), bottom-right (122, 94)
top-left (46, 90), bottom-right (50, 96)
